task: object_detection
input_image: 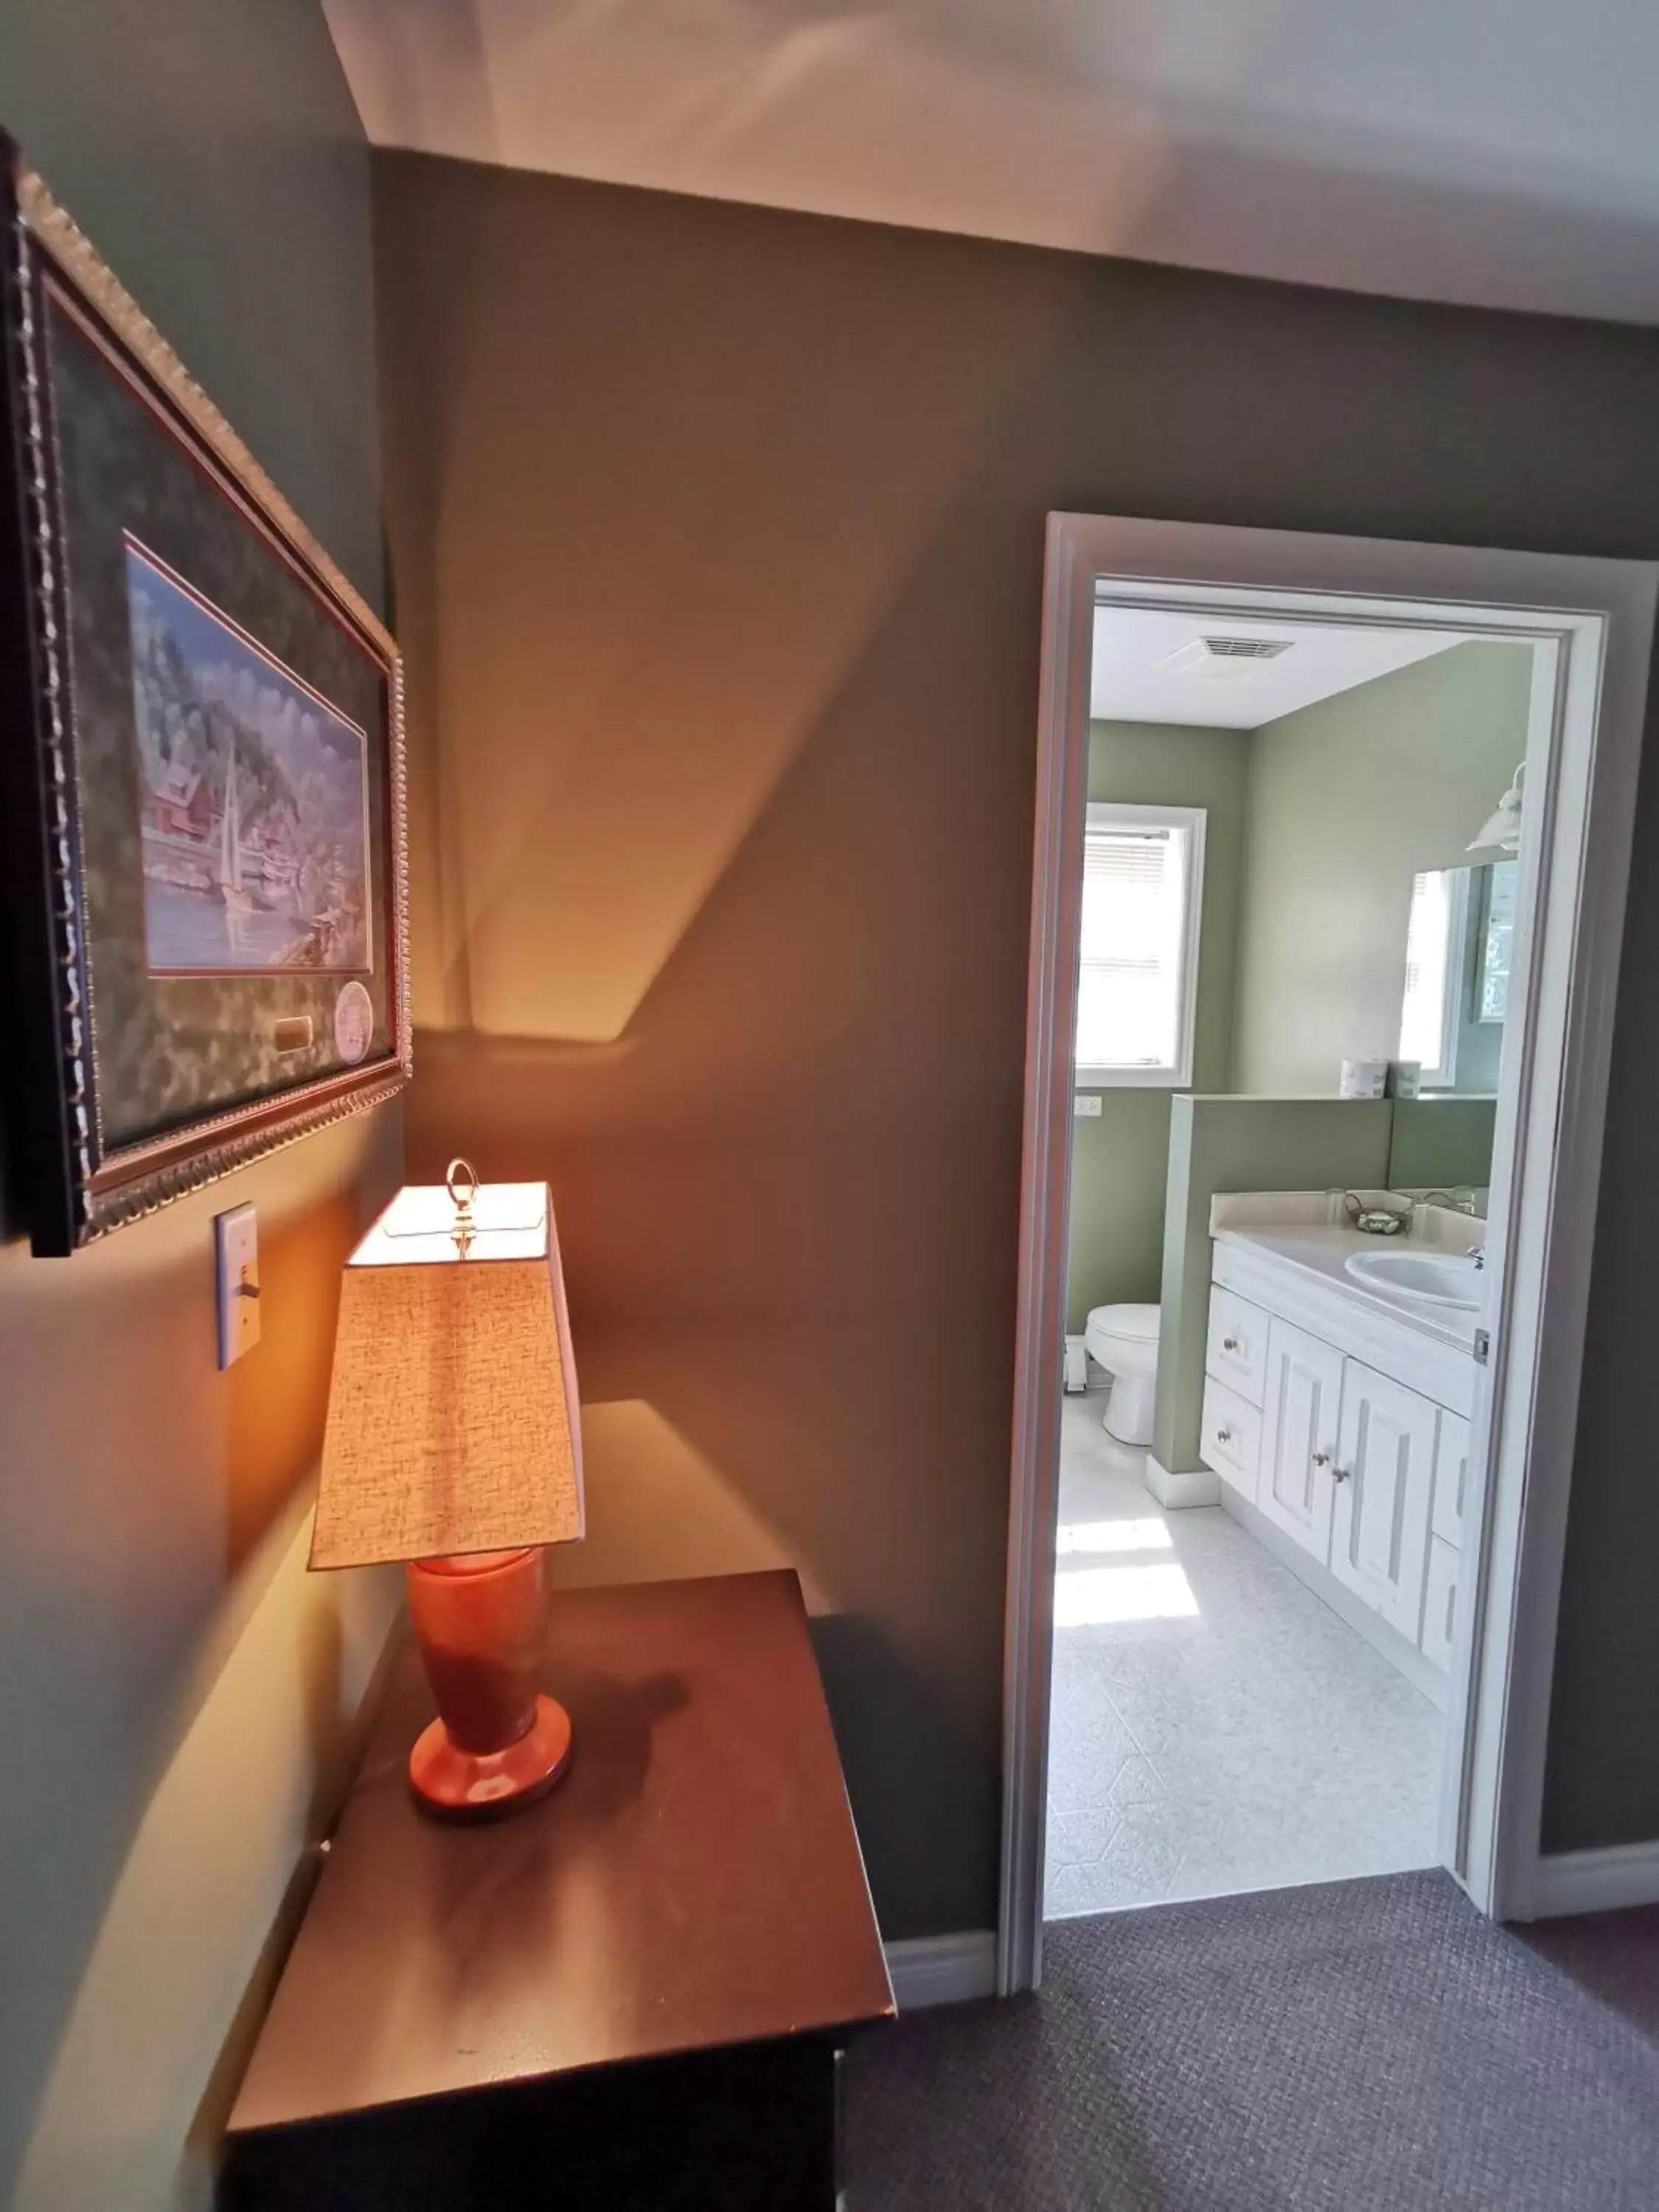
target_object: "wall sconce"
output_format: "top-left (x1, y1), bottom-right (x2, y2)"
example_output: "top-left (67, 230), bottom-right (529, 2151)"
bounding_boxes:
top-left (1468, 759), bottom-right (1525, 855)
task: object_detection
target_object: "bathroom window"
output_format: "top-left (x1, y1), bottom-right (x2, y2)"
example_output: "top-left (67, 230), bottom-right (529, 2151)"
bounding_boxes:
top-left (1074, 803), bottom-right (1206, 1087)
top-left (1399, 866), bottom-right (1471, 1088)
top-left (1477, 860), bottom-right (1520, 1024)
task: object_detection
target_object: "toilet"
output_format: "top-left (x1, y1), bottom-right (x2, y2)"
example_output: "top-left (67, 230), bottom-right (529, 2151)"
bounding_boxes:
top-left (1082, 1303), bottom-right (1161, 1447)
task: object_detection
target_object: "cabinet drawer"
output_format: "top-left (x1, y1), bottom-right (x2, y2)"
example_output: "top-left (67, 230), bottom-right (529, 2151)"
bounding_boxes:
top-left (1206, 1286), bottom-right (1270, 1407)
top-left (1432, 1411), bottom-right (1472, 1548)
top-left (1200, 1375), bottom-right (1262, 1495)
top-left (1420, 1536), bottom-right (1460, 1672)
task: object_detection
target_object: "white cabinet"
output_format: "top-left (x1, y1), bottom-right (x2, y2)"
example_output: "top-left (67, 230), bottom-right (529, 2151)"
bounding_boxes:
top-left (1206, 1286), bottom-right (1270, 1406)
top-left (1257, 1319), bottom-right (1343, 1562)
top-left (1200, 1374), bottom-right (1262, 1495)
top-left (1432, 1411), bottom-right (1472, 1549)
top-left (1420, 1536), bottom-right (1460, 1671)
top-left (1329, 1361), bottom-right (1439, 1639)
top-left (1203, 1253), bottom-right (1476, 1695)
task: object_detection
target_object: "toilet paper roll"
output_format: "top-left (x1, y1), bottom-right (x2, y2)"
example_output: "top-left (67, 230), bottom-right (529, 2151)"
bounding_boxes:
top-left (1340, 1058), bottom-right (1389, 1100)
top-left (1388, 1060), bottom-right (1422, 1100)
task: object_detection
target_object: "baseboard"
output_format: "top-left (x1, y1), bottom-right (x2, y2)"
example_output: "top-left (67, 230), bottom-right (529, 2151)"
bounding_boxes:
top-left (1528, 1841), bottom-right (1659, 1919)
top-left (884, 1930), bottom-right (997, 2010)
top-left (1144, 1453), bottom-right (1220, 1511)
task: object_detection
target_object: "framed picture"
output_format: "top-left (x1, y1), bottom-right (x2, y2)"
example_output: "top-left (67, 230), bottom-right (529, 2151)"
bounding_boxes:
top-left (0, 143), bottom-right (410, 1253)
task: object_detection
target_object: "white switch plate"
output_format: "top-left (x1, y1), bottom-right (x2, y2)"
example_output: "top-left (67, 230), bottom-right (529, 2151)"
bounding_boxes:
top-left (215, 1203), bottom-right (260, 1368)
top-left (1074, 1094), bottom-right (1104, 1118)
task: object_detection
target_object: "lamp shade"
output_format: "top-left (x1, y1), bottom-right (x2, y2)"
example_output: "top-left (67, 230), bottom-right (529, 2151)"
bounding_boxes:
top-left (310, 1176), bottom-right (584, 1571)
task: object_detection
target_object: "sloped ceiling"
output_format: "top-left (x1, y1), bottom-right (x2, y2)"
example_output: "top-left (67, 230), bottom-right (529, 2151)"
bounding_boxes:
top-left (325, 0), bottom-right (1659, 324)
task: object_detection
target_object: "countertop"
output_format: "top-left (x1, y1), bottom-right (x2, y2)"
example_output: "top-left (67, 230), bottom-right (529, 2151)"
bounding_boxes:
top-left (1213, 1222), bottom-right (1484, 1351)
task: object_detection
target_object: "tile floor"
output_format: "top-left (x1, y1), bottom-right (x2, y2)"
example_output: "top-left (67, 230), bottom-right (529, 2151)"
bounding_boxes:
top-left (1045, 1391), bottom-right (1444, 1919)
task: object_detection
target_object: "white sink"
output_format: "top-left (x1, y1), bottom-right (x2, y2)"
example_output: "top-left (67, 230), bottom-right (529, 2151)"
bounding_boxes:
top-left (1344, 1248), bottom-right (1483, 1311)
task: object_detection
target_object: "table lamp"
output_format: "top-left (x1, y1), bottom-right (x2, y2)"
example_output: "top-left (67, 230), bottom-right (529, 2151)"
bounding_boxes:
top-left (310, 1161), bottom-right (585, 1818)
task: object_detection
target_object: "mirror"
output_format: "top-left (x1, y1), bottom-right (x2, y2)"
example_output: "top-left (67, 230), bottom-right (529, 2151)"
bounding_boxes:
top-left (1478, 859), bottom-right (1519, 1026)
top-left (1398, 860), bottom-right (1517, 1097)
top-left (1387, 858), bottom-right (1517, 1202)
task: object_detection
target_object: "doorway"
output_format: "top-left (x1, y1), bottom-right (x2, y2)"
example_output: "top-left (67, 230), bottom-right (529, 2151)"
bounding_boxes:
top-left (1000, 517), bottom-right (1658, 1992)
top-left (1051, 605), bottom-right (1517, 1913)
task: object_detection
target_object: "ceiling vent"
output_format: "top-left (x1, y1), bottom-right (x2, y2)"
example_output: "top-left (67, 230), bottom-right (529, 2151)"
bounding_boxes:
top-left (1202, 635), bottom-right (1293, 659)
top-left (1161, 634), bottom-right (1295, 678)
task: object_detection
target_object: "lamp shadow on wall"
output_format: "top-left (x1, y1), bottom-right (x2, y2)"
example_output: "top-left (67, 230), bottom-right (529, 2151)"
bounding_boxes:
top-left (401, 493), bottom-right (1043, 1930)
top-left (385, 151), bottom-right (1251, 1929)
top-left (387, 134), bottom-right (1128, 1051)
top-left (409, 1022), bottom-right (1007, 1935)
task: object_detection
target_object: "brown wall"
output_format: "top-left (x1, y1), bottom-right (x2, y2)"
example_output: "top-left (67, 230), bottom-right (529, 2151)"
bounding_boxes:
top-left (0, 5), bottom-right (400, 2205)
top-left (374, 151), bottom-right (1659, 1933)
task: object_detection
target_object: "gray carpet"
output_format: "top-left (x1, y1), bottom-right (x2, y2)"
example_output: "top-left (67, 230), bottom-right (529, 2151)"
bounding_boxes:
top-left (842, 1872), bottom-right (1659, 2210)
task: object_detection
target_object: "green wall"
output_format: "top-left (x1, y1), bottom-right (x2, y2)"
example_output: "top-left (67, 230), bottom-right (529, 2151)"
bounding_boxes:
top-left (1232, 641), bottom-right (1533, 1094)
top-left (1388, 1096), bottom-right (1500, 1193)
top-left (1068, 657), bottom-right (1517, 1331)
top-left (1066, 720), bottom-right (1248, 1329)
top-left (1152, 1098), bottom-right (1395, 1472)
top-left (1152, 1093), bottom-right (1497, 1472)
top-left (0, 7), bottom-right (395, 2208)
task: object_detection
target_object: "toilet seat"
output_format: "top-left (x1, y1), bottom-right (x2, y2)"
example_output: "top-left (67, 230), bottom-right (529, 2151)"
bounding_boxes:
top-left (1085, 1302), bottom-right (1159, 1345)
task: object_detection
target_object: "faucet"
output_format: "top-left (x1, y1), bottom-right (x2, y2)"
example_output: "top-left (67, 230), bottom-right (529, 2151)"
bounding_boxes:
top-left (1466, 1245), bottom-right (1486, 1270)
top-left (1420, 1188), bottom-right (1481, 1217)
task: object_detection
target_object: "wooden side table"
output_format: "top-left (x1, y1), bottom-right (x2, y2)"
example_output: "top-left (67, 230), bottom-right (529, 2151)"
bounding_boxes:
top-left (222, 1571), bottom-right (894, 2211)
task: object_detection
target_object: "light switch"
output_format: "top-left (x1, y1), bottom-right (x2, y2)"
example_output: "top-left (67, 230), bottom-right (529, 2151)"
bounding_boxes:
top-left (1074, 1094), bottom-right (1104, 1118)
top-left (215, 1203), bottom-right (261, 1368)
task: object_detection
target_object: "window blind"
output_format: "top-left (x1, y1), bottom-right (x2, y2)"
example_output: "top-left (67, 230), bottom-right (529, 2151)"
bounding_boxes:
top-left (1076, 824), bottom-right (1189, 1071)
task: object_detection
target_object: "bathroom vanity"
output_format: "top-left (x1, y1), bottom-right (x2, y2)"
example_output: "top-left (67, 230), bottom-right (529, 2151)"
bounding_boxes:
top-left (1199, 1194), bottom-right (1483, 1708)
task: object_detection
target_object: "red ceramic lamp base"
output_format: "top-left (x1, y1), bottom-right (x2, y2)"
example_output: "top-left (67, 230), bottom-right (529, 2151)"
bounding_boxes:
top-left (408, 1694), bottom-right (572, 1818)
top-left (404, 1546), bottom-right (573, 1820)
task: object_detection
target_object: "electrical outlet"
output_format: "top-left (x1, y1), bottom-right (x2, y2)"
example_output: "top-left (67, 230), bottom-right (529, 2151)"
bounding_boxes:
top-left (1074, 1094), bottom-right (1104, 1118)
top-left (215, 1203), bottom-right (261, 1368)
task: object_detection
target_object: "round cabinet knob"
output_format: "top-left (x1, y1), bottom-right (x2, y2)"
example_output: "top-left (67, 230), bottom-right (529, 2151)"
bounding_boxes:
top-left (1312, 1450), bottom-right (1332, 1467)
top-left (1332, 1465), bottom-right (1352, 1484)
top-left (1222, 1336), bottom-right (1241, 1352)
top-left (1217, 1426), bottom-right (1234, 1446)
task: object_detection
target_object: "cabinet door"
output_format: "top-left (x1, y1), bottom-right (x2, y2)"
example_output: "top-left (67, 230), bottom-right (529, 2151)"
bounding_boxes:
top-left (1420, 1537), bottom-right (1459, 1672)
top-left (1257, 1319), bottom-right (1343, 1561)
top-left (1331, 1361), bottom-right (1438, 1636)
top-left (1432, 1411), bottom-right (1472, 1548)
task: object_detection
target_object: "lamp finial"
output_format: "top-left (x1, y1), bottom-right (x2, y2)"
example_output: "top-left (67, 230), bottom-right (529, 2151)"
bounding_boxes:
top-left (445, 1157), bottom-right (480, 1251)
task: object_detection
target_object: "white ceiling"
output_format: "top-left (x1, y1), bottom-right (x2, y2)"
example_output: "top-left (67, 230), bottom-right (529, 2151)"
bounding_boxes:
top-left (325, 0), bottom-right (1659, 324)
top-left (1091, 610), bottom-right (1465, 728)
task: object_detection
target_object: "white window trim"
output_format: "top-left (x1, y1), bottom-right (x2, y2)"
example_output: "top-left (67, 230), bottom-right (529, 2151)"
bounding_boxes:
top-left (1074, 800), bottom-right (1206, 1090)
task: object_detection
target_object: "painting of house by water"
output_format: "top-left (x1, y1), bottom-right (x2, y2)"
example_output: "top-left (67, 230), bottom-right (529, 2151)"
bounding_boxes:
top-left (125, 539), bottom-right (372, 975)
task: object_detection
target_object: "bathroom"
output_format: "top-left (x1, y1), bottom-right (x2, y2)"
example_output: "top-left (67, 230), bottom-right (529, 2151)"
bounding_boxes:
top-left (1046, 606), bottom-right (1526, 1917)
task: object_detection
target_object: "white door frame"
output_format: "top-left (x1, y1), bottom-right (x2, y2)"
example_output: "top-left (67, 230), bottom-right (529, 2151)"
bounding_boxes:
top-left (1000, 513), bottom-right (1658, 1996)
